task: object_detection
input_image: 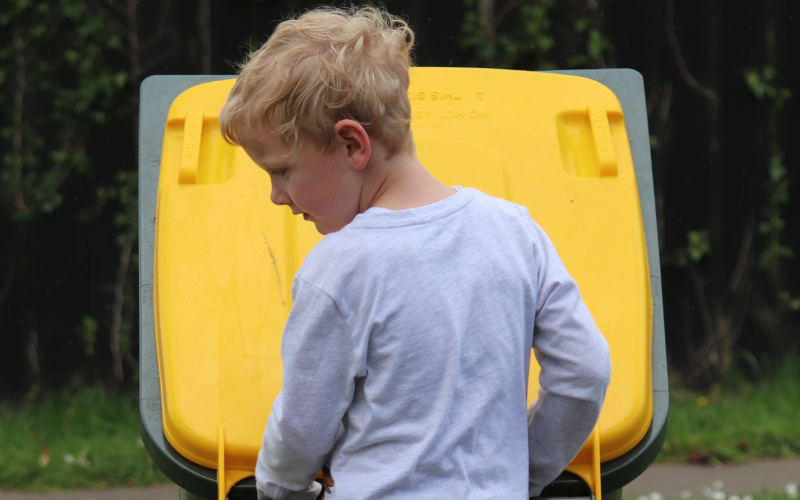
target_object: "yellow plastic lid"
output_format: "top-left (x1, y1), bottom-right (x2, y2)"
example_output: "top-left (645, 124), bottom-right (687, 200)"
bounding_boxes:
top-left (154, 68), bottom-right (651, 499)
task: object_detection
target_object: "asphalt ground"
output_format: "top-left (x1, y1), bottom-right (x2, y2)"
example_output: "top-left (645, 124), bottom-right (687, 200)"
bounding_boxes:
top-left (1, 458), bottom-right (798, 500)
top-left (626, 458), bottom-right (800, 499)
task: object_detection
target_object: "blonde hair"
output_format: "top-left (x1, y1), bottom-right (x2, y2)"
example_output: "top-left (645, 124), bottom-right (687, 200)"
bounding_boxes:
top-left (220, 6), bottom-right (415, 157)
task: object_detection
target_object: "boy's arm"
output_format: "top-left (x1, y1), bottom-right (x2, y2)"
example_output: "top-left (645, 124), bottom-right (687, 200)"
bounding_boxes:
top-left (527, 221), bottom-right (612, 497)
top-left (256, 278), bottom-right (358, 500)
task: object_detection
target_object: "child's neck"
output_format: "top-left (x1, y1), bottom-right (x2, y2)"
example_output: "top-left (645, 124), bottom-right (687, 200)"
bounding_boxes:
top-left (360, 145), bottom-right (455, 212)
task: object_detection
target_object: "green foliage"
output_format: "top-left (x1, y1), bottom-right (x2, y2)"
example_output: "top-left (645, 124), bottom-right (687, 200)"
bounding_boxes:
top-left (74, 315), bottom-right (98, 356)
top-left (745, 66), bottom-right (791, 107)
top-left (461, 0), bottom-right (614, 70)
top-left (461, 0), bottom-right (557, 69)
top-left (662, 230), bottom-right (711, 268)
top-left (0, 389), bottom-right (168, 491)
top-left (0, 0), bottom-right (126, 220)
top-left (757, 154), bottom-right (793, 273)
top-left (659, 357), bottom-right (800, 464)
top-left (460, 0), bottom-right (493, 63)
top-left (98, 170), bottom-right (139, 246)
top-left (567, 16), bottom-right (614, 68)
top-left (744, 63), bottom-right (797, 316)
top-left (686, 230), bottom-right (711, 264)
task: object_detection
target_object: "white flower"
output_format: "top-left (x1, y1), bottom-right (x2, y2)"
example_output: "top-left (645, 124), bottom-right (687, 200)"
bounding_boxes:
top-left (638, 495), bottom-right (649, 500)
top-left (712, 481), bottom-right (724, 490)
top-left (786, 483), bottom-right (799, 499)
top-left (649, 492), bottom-right (664, 500)
top-left (728, 495), bottom-right (740, 500)
top-left (680, 490), bottom-right (693, 499)
top-left (38, 456), bottom-right (49, 467)
top-left (703, 487), bottom-right (713, 498)
top-left (711, 491), bottom-right (725, 500)
top-left (63, 454), bottom-right (75, 464)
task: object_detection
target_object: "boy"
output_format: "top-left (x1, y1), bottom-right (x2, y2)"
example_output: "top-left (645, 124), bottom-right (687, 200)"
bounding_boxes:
top-left (220, 7), bottom-right (611, 500)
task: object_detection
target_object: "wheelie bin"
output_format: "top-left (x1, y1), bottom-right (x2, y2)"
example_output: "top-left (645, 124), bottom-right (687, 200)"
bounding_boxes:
top-left (139, 68), bottom-right (668, 500)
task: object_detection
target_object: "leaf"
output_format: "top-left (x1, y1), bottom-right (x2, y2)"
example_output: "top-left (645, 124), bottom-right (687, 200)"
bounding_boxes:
top-left (686, 230), bottom-right (711, 263)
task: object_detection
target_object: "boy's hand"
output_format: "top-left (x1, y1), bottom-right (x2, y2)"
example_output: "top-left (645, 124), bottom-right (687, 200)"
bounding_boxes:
top-left (314, 467), bottom-right (334, 500)
top-left (256, 478), bottom-right (326, 500)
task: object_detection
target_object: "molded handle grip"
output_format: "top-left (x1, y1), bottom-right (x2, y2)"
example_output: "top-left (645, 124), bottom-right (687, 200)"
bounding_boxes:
top-left (179, 112), bottom-right (204, 185)
top-left (587, 105), bottom-right (617, 177)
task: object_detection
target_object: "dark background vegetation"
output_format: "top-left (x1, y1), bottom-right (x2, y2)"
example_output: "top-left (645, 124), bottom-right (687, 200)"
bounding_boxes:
top-left (1, 0), bottom-right (798, 399)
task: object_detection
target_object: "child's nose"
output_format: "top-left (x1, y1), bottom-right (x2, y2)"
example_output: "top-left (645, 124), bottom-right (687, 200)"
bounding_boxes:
top-left (270, 184), bottom-right (291, 206)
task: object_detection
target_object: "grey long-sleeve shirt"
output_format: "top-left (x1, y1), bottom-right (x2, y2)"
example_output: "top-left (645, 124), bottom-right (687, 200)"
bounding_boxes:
top-left (256, 187), bottom-right (611, 500)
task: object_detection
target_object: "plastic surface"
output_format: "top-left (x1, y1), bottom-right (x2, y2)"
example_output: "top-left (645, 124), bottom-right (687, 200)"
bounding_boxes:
top-left (149, 68), bottom-right (656, 497)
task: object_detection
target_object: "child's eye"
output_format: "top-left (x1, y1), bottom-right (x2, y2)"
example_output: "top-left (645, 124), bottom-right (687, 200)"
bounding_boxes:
top-left (265, 167), bottom-right (288, 177)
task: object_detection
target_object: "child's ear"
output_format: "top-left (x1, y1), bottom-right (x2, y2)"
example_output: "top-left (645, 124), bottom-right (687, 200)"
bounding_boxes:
top-left (333, 119), bottom-right (371, 171)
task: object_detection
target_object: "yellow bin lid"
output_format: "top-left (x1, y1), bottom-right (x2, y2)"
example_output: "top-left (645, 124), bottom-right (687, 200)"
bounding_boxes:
top-left (154, 67), bottom-right (652, 498)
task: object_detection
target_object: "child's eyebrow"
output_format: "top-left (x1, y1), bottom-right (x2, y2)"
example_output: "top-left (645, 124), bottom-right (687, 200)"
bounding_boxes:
top-left (261, 160), bottom-right (292, 174)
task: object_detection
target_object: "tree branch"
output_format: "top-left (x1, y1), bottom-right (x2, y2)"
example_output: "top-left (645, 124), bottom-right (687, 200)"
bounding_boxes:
top-left (665, 0), bottom-right (716, 101)
top-left (478, 0), bottom-right (495, 67)
top-left (27, 327), bottom-right (40, 385)
top-left (682, 295), bottom-right (695, 361)
top-left (139, 0), bottom-right (173, 51)
top-left (728, 215), bottom-right (755, 294)
top-left (687, 262), bottom-right (715, 341)
top-left (494, 0), bottom-right (525, 28)
top-left (105, 0), bottom-right (130, 16)
top-left (647, 87), bottom-right (660, 117)
top-left (198, 0), bottom-right (212, 73)
top-left (11, 31), bottom-right (29, 217)
top-left (123, 349), bottom-right (140, 373)
top-left (658, 81), bottom-right (673, 129)
top-left (126, 0), bottom-right (140, 79)
top-left (109, 241), bottom-right (132, 382)
top-left (139, 31), bottom-right (181, 75)
top-left (0, 255), bottom-right (15, 304)
top-left (728, 281), bottom-right (753, 351)
top-left (85, 0), bottom-right (133, 38)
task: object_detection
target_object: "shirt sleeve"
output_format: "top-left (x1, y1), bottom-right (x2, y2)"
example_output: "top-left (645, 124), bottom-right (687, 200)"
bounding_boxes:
top-left (255, 278), bottom-right (358, 500)
top-left (527, 221), bottom-right (612, 497)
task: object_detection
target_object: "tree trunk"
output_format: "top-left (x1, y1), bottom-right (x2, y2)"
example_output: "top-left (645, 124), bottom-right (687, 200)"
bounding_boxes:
top-left (198, 0), bottom-right (212, 74)
top-left (479, 0), bottom-right (495, 67)
top-left (706, 0), bottom-right (722, 324)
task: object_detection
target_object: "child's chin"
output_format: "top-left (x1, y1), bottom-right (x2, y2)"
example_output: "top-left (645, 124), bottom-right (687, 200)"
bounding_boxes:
top-left (312, 220), bottom-right (330, 235)
top-left (313, 220), bottom-right (344, 235)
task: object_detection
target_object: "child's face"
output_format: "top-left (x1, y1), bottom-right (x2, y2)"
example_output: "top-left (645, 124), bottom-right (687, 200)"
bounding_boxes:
top-left (239, 124), bottom-right (364, 235)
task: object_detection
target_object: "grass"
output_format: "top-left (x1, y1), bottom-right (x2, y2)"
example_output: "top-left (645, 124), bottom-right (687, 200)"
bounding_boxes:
top-left (658, 357), bottom-right (800, 464)
top-left (0, 388), bottom-right (168, 492)
top-left (0, 358), bottom-right (798, 492)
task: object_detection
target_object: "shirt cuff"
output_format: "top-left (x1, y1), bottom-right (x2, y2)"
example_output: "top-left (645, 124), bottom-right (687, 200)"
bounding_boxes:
top-left (529, 482), bottom-right (546, 498)
top-left (257, 480), bottom-right (322, 500)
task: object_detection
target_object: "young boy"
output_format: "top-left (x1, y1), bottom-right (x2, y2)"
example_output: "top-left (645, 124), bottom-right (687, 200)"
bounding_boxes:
top-left (220, 7), bottom-right (611, 500)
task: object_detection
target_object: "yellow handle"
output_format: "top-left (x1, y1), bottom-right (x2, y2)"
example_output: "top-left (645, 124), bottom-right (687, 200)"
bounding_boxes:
top-left (217, 425), bottom-right (253, 500)
top-left (217, 426), bottom-right (226, 500)
top-left (591, 425), bottom-right (601, 500)
top-left (565, 424), bottom-right (602, 500)
top-left (587, 105), bottom-right (617, 177)
top-left (179, 111), bottom-right (203, 185)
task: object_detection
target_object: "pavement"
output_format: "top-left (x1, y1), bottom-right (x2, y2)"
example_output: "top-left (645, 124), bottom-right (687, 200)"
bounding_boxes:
top-left (625, 458), bottom-right (800, 499)
top-left (0, 458), bottom-right (798, 499)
